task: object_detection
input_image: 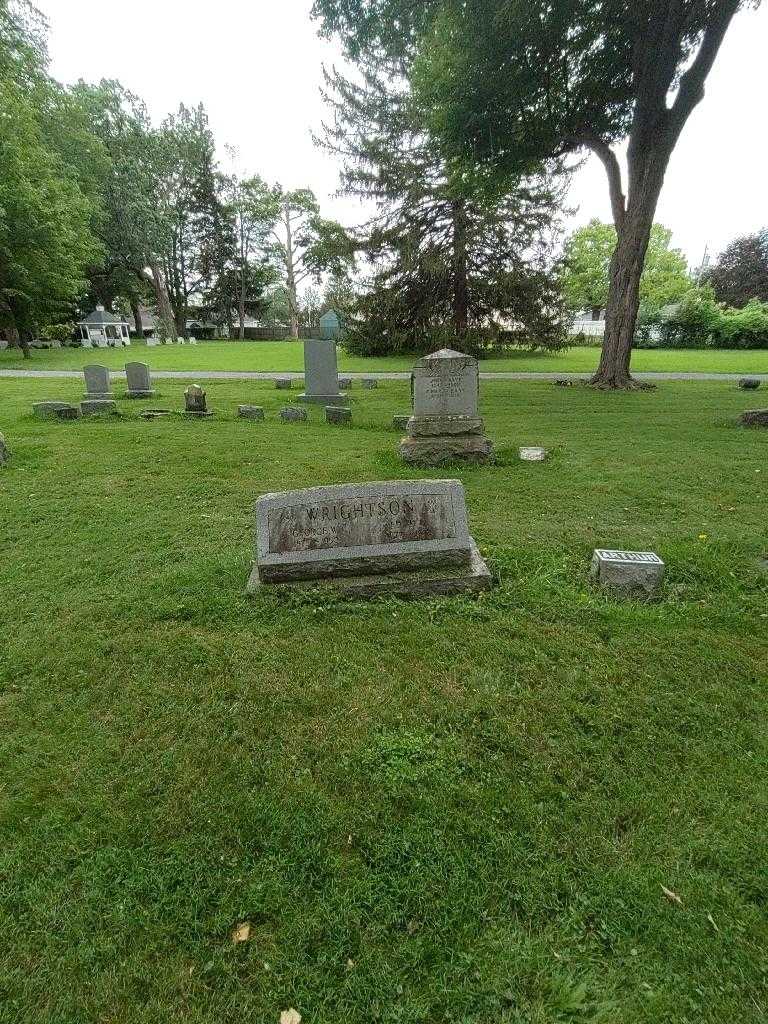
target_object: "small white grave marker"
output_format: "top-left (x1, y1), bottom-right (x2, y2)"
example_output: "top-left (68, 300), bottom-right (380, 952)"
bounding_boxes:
top-left (519, 446), bottom-right (547, 462)
top-left (591, 549), bottom-right (665, 598)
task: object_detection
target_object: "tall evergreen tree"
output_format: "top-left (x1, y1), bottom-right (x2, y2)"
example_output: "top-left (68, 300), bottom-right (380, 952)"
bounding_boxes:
top-left (318, 57), bottom-right (569, 355)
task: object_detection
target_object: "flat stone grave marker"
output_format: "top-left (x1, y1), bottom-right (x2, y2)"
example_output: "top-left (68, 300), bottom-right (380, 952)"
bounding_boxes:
top-left (83, 364), bottom-right (112, 399)
top-left (140, 409), bottom-right (172, 420)
top-left (338, 377), bottom-right (352, 389)
top-left (275, 378), bottom-right (292, 390)
top-left (246, 478), bottom-right (491, 599)
top-left (125, 362), bottom-right (155, 398)
top-left (325, 406), bottom-right (352, 425)
top-left (740, 409), bottom-right (768, 427)
top-left (238, 405), bottom-right (265, 420)
top-left (519, 446), bottom-right (547, 462)
top-left (81, 399), bottom-right (119, 416)
top-left (591, 549), bottom-right (665, 599)
top-left (280, 407), bottom-right (307, 423)
top-left (399, 349), bottom-right (493, 465)
top-left (55, 406), bottom-right (80, 420)
top-left (738, 378), bottom-right (761, 390)
top-left (362, 378), bottom-right (378, 389)
top-left (183, 384), bottom-right (212, 417)
top-left (299, 339), bottom-right (348, 404)
top-left (33, 401), bottom-right (75, 419)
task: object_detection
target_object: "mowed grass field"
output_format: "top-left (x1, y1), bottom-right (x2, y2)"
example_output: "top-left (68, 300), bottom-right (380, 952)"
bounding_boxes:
top-left (1, 378), bottom-right (767, 1023)
top-left (2, 339), bottom-right (768, 374)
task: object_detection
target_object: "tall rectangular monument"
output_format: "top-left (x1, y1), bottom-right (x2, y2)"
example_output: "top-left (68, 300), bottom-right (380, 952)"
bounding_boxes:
top-left (298, 339), bottom-right (348, 404)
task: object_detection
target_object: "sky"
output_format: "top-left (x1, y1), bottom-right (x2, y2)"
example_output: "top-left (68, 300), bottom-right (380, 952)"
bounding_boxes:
top-left (39, 0), bottom-right (768, 269)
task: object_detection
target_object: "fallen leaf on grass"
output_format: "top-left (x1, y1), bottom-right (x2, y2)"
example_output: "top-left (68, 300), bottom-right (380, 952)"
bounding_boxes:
top-left (660, 884), bottom-right (683, 907)
top-left (231, 921), bottom-right (251, 943)
top-left (280, 1010), bottom-right (301, 1024)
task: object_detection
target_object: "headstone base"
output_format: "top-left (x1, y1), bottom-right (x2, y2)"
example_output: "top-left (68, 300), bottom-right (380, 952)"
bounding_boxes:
top-left (81, 399), bottom-right (119, 416)
top-left (82, 392), bottom-right (112, 400)
top-left (297, 392), bottom-right (350, 404)
top-left (247, 540), bottom-right (491, 600)
top-left (181, 410), bottom-right (214, 418)
top-left (125, 389), bottom-right (156, 399)
top-left (238, 405), bottom-right (265, 420)
top-left (740, 409), bottom-right (768, 428)
top-left (399, 434), bottom-right (494, 466)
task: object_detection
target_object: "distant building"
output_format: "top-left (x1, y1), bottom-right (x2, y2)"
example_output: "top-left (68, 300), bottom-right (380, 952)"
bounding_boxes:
top-left (570, 308), bottom-right (605, 337)
top-left (127, 306), bottom-right (159, 338)
top-left (77, 306), bottom-right (131, 348)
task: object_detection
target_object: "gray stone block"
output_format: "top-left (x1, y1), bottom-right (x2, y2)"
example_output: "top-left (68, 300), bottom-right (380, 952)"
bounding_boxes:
top-left (275, 378), bottom-right (292, 390)
top-left (338, 377), bottom-right (353, 389)
top-left (325, 405), bottom-right (352, 425)
top-left (399, 434), bottom-right (494, 466)
top-left (591, 548), bottom-right (665, 599)
top-left (280, 406), bottom-right (308, 422)
top-left (55, 406), bottom-right (80, 420)
top-left (238, 405), bottom-right (265, 420)
top-left (362, 378), bottom-right (378, 389)
top-left (33, 401), bottom-right (74, 419)
top-left (519, 446), bottom-right (547, 461)
top-left (407, 415), bottom-right (485, 437)
top-left (740, 408), bottom-right (768, 427)
top-left (81, 399), bottom-right (119, 416)
top-left (140, 409), bottom-right (172, 419)
top-left (738, 378), bottom-right (761, 390)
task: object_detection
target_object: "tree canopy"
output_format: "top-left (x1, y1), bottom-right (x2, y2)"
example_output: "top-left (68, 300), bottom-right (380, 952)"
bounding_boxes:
top-left (704, 230), bottom-right (768, 308)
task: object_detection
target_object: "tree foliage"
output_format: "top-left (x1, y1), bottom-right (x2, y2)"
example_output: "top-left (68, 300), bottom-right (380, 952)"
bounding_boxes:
top-left (562, 220), bottom-right (691, 314)
top-left (704, 229), bottom-right (768, 308)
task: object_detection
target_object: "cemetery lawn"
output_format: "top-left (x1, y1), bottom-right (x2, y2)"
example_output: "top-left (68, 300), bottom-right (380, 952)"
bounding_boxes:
top-left (2, 378), bottom-right (767, 1024)
top-left (2, 339), bottom-right (768, 374)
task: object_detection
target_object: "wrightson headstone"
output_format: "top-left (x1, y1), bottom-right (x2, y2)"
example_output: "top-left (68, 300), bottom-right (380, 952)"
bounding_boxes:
top-left (246, 479), bottom-right (491, 599)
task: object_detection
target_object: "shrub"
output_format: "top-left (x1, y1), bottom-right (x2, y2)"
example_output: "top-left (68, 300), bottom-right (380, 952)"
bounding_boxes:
top-left (39, 322), bottom-right (75, 343)
top-left (712, 298), bottom-right (768, 349)
top-left (655, 287), bottom-right (721, 348)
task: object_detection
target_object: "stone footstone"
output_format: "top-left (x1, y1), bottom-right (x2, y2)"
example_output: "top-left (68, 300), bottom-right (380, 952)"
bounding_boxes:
top-left (338, 377), bottom-right (352, 389)
top-left (298, 338), bottom-right (349, 404)
top-left (33, 401), bottom-right (75, 419)
top-left (81, 399), bottom-right (119, 416)
top-left (55, 406), bottom-right (80, 420)
top-left (0, 432), bottom-right (9, 466)
top-left (362, 378), bottom-right (378, 389)
top-left (275, 378), bottom-right (292, 390)
top-left (393, 415), bottom-right (410, 431)
top-left (238, 405), bottom-right (265, 420)
top-left (591, 549), bottom-right (665, 599)
top-left (280, 407), bottom-right (307, 423)
top-left (246, 478), bottom-right (491, 599)
top-left (554, 378), bottom-right (573, 387)
top-left (399, 349), bottom-right (494, 466)
top-left (738, 378), bottom-right (761, 390)
top-left (740, 408), bottom-right (768, 428)
top-left (519, 446), bottom-right (547, 461)
top-left (140, 409), bottom-right (172, 420)
top-left (325, 406), bottom-right (352, 425)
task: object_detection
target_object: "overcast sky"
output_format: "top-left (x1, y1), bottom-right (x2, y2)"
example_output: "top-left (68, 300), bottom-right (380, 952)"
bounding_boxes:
top-left (40, 0), bottom-right (768, 268)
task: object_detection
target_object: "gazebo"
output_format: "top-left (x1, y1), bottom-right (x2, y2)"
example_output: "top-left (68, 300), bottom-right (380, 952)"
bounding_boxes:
top-left (77, 306), bottom-right (131, 349)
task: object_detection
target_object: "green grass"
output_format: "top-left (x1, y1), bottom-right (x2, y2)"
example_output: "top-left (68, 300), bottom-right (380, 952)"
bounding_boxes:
top-left (1, 378), bottom-right (767, 1023)
top-left (3, 339), bottom-right (768, 374)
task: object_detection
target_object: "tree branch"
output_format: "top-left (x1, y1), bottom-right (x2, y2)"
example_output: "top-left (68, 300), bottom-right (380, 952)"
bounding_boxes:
top-left (669, 0), bottom-right (740, 136)
top-left (578, 132), bottom-right (626, 232)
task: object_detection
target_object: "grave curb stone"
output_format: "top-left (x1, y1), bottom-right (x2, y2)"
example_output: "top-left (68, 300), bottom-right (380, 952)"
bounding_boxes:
top-left (280, 406), bottom-right (308, 423)
top-left (740, 408), bottom-right (768, 428)
top-left (238, 405), bottom-right (265, 420)
top-left (325, 406), bottom-right (352, 425)
top-left (32, 401), bottom-right (74, 419)
top-left (591, 548), bottom-right (665, 599)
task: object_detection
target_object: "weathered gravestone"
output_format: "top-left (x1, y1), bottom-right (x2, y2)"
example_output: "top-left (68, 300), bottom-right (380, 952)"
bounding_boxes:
top-left (246, 478), bottom-right (491, 599)
top-left (125, 362), bottom-right (155, 398)
top-left (238, 405), bottom-right (265, 420)
top-left (738, 378), bottom-right (761, 390)
top-left (298, 339), bottom-right (348, 404)
top-left (83, 364), bottom-right (112, 399)
top-left (33, 401), bottom-right (76, 419)
top-left (519, 446), bottom-right (547, 462)
top-left (0, 432), bottom-right (9, 466)
top-left (591, 549), bottom-right (665, 599)
top-left (399, 349), bottom-right (494, 465)
top-left (183, 384), bottom-right (212, 417)
top-left (81, 399), bottom-right (119, 416)
top-left (740, 408), bottom-right (768, 428)
top-left (280, 406), bottom-right (308, 423)
top-left (275, 378), bottom-right (292, 390)
top-left (325, 405), bottom-right (352, 425)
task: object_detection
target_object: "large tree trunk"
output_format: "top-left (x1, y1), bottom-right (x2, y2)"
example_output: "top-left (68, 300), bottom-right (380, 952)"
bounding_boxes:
top-left (130, 296), bottom-right (145, 340)
top-left (284, 199), bottom-right (299, 339)
top-left (149, 260), bottom-right (178, 342)
top-left (451, 198), bottom-right (469, 342)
